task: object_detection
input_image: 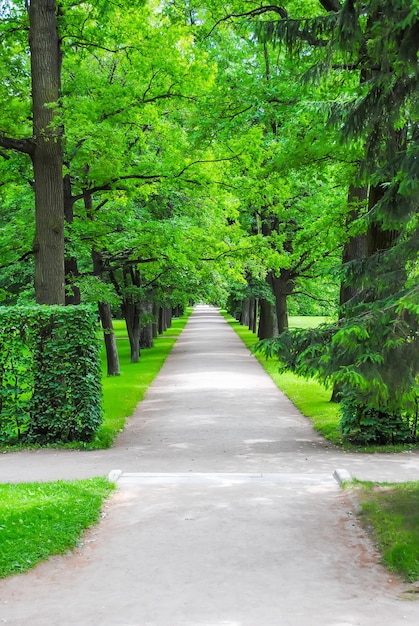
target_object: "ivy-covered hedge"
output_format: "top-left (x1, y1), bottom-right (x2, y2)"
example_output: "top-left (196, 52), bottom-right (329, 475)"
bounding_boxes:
top-left (0, 305), bottom-right (102, 445)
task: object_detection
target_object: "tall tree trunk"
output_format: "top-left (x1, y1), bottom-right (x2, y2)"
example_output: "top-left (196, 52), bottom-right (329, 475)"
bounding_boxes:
top-left (248, 297), bottom-right (255, 333)
top-left (165, 307), bottom-right (172, 329)
top-left (98, 302), bottom-right (120, 376)
top-left (91, 249), bottom-right (120, 376)
top-left (266, 270), bottom-right (292, 335)
top-left (331, 185), bottom-right (368, 402)
top-left (240, 298), bottom-right (250, 327)
top-left (64, 173), bottom-right (80, 305)
top-left (140, 300), bottom-right (154, 349)
top-left (339, 185), bottom-right (368, 309)
top-left (258, 298), bottom-right (277, 339)
top-left (152, 302), bottom-right (158, 338)
top-left (269, 271), bottom-right (293, 334)
top-left (123, 300), bottom-right (141, 363)
top-left (251, 299), bottom-right (258, 333)
top-left (366, 184), bottom-right (398, 256)
top-left (158, 307), bottom-right (167, 334)
top-left (29, 0), bottom-right (65, 305)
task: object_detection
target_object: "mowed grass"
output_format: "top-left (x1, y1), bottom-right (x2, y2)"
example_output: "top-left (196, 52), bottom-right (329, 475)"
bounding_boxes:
top-left (355, 480), bottom-right (419, 582)
top-left (91, 311), bottom-right (191, 449)
top-left (0, 477), bottom-right (114, 579)
top-left (222, 312), bottom-right (343, 446)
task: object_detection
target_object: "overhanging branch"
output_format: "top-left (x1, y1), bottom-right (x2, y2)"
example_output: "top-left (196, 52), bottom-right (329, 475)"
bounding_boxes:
top-left (0, 134), bottom-right (34, 155)
top-left (207, 5), bottom-right (288, 37)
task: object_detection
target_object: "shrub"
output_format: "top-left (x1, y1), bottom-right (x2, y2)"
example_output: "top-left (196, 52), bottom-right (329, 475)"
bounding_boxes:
top-left (0, 305), bottom-right (102, 444)
top-left (340, 391), bottom-right (417, 445)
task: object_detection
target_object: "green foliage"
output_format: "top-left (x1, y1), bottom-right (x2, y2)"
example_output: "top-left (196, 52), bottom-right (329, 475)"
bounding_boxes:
top-left (0, 305), bottom-right (102, 445)
top-left (0, 477), bottom-right (114, 579)
top-left (256, 323), bottom-right (338, 382)
top-left (256, 319), bottom-right (419, 444)
top-left (0, 0), bottom-right (417, 419)
top-left (249, 0), bottom-right (419, 443)
top-left (340, 392), bottom-right (417, 446)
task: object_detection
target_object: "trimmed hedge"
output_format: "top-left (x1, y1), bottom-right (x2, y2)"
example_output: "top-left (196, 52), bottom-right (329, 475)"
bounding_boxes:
top-left (0, 306), bottom-right (102, 444)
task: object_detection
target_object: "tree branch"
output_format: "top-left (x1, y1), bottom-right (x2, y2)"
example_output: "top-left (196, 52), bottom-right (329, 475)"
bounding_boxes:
top-left (0, 249), bottom-right (34, 271)
top-left (291, 290), bottom-right (333, 303)
top-left (142, 92), bottom-right (197, 104)
top-left (207, 5), bottom-right (288, 37)
top-left (173, 153), bottom-right (242, 178)
top-left (72, 153), bottom-right (242, 201)
top-left (72, 174), bottom-right (165, 201)
top-left (0, 134), bottom-right (34, 155)
top-left (318, 0), bottom-right (341, 13)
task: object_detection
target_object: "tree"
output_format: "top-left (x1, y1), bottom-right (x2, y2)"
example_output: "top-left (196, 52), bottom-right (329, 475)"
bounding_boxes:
top-left (255, 0), bottom-right (419, 442)
top-left (0, 0), bottom-right (65, 304)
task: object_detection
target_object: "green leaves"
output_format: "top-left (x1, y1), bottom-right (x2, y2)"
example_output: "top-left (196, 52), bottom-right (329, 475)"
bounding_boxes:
top-left (0, 305), bottom-right (102, 445)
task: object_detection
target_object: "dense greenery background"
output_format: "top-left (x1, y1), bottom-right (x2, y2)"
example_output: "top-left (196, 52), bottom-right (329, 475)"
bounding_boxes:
top-left (0, 0), bottom-right (418, 443)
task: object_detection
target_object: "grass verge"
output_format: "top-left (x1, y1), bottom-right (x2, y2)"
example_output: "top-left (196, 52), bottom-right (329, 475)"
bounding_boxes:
top-left (354, 480), bottom-right (419, 582)
top-left (92, 310), bottom-right (191, 449)
top-left (223, 313), bottom-right (418, 452)
top-left (0, 477), bottom-right (114, 579)
top-left (221, 312), bottom-right (343, 446)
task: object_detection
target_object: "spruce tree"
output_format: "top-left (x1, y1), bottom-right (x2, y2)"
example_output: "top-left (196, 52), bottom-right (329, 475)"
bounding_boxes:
top-left (256, 0), bottom-right (419, 443)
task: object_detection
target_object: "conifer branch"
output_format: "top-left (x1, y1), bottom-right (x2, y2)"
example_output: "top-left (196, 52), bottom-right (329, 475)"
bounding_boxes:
top-left (207, 5), bottom-right (288, 37)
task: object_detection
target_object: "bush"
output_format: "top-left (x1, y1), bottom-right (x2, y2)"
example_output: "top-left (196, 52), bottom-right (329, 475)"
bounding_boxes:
top-left (340, 391), bottom-right (417, 445)
top-left (0, 305), bottom-right (102, 444)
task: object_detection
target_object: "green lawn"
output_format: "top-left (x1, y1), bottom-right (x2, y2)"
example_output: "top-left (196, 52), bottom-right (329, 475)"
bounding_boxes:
top-left (355, 480), bottom-right (419, 582)
top-left (92, 310), bottom-right (191, 449)
top-left (288, 315), bottom-right (331, 328)
top-left (0, 477), bottom-right (114, 579)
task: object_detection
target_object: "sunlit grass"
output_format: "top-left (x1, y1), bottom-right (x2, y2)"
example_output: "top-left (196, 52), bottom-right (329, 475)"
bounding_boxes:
top-left (0, 477), bottom-right (114, 579)
top-left (289, 315), bottom-right (331, 328)
top-left (355, 480), bottom-right (419, 582)
top-left (91, 311), bottom-right (191, 449)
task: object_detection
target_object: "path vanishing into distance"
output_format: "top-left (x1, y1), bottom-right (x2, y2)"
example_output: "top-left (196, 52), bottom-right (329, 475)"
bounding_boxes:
top-left (1, 305), bottom-right (419, 625)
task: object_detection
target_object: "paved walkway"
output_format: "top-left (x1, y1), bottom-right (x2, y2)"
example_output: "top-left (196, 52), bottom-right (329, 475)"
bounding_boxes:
top-left (1, 305), bottom-right (419, 624)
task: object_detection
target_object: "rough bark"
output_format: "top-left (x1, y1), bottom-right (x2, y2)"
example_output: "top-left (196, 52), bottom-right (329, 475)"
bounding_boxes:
top-left (267, 270), bottom-right (294, 334)
top-left (330, 185), bottom-right (368, 401)
top-left (339, 185), bottom-right (368, 308)
top-left (158, 307), bottom-right (167, 334)
top-left (165, 307), bottom-right (173, 329)
top-left (248, 298), bottom-right (255, 332)
top-left (249, 298), bottom-right (258, 334)
top-left (366, 185), bottom-right (398, 256)
top-left (123, 300), bottom-right (141, 363)
top-left (29, 0), bottom-right (65, 304)
top-left (258, 298), bottom-right (277, 339)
